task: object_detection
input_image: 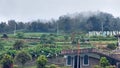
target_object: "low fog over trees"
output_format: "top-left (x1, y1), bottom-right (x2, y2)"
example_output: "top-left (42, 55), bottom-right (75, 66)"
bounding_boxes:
top-left (0, 11), bottom-right (120, 33)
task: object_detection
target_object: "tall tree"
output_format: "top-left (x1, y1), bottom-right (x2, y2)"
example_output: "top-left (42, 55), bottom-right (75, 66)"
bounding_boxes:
top-left (0, 22), bottom-right (7, 33)
top-left (8, 20), bottom-right (17, 33)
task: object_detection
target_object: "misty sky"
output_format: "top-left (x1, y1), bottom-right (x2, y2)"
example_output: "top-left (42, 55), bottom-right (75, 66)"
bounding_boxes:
top-left (0, 0), bottom-right (120, 22)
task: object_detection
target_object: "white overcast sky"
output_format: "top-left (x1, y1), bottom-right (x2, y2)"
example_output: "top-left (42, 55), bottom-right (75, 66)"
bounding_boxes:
top-left (0, 0), bottom-right (120, 22)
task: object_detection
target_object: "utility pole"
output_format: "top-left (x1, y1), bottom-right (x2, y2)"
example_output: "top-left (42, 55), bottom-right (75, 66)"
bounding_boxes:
top-left (14, 24), bottom-right (16, 36)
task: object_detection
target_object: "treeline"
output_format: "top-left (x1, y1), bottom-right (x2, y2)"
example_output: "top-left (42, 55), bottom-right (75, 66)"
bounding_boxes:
top-left (0, 11), bottom-right (120, 33)
top-left (0, 20), bottom-right (56, 33)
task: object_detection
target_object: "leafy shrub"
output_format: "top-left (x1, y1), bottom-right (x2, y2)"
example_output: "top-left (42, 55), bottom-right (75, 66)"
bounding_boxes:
top-left (49, 64), bottom-right (58, 68)
top-left (1, 54), bottom-right (13, 68)
top-left (15, 51), bottom-right (32, 67)
top-left (71, 39), bottom-right (78, 45)
top-left (100, 57), bottom-right (110, 68)
top-left (13, 40), bottom-right (24, 50)
top-left (6, 50), bottom-right (17, 58)
top-left (16, 32), bottom-right (24, 38)
top-left (64, 36), bottom-right (69, 41)
top-left (1, 34), bottom-right (8, 38)
top-left (36, 55), bottom-right (47, 68)
top-left (107, 43), bottom-right (117, 50)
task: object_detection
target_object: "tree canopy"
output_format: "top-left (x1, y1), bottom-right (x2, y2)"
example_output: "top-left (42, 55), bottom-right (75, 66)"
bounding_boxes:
top-left (0, 11), bottom-right (120, 33)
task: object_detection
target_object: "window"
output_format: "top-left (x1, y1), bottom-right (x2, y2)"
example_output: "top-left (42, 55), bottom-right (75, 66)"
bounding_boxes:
top-left (67, 56), bottom-right (72, 65)
top-left (83, 55), bottom-right (89, 66)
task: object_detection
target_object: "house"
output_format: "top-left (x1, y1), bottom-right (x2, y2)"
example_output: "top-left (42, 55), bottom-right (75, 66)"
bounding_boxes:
top-left (61, 48), bottom-right (120, 68)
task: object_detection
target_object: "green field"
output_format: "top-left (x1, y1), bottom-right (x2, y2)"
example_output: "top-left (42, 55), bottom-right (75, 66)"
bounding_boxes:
top-left (0, 32), bottom-right (118, 68)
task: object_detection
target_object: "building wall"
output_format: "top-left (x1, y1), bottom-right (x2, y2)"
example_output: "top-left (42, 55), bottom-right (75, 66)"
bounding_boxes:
top-left (65, 53), bottom-right (100, 68)
top-left (48, 54), bottom-right (100, 68)
top-left (80, 57), bottom-right (99, 68)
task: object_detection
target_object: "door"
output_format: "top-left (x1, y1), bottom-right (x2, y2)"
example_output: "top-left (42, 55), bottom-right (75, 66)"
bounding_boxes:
top-left (74, 55), bottom-right (80, 68)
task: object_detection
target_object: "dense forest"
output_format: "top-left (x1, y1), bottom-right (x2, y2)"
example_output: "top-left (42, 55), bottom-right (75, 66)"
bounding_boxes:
top-left (0, 11), bottom-right (120, 33)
